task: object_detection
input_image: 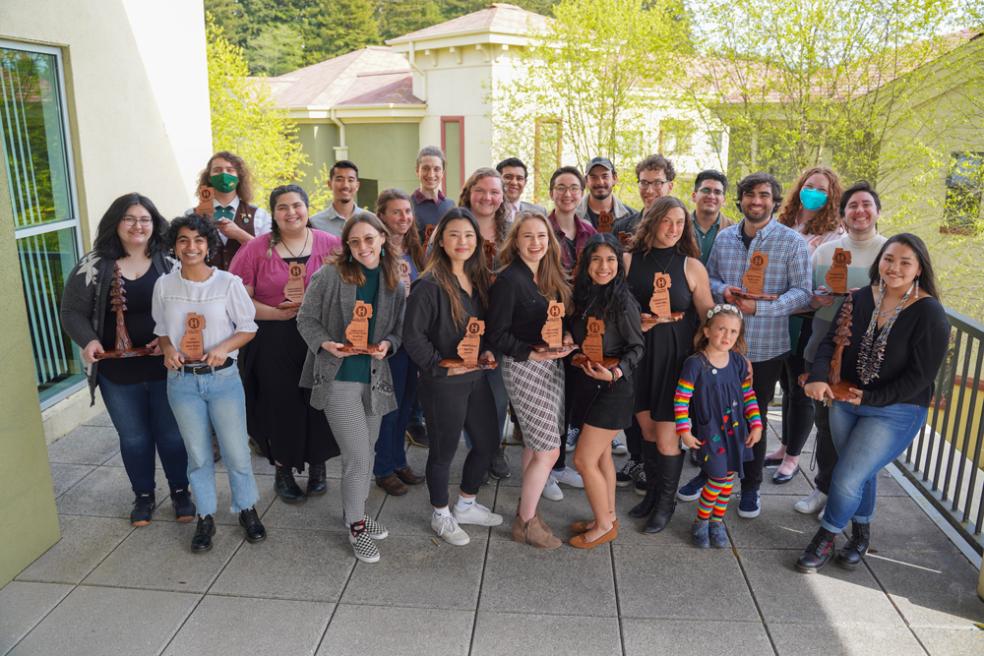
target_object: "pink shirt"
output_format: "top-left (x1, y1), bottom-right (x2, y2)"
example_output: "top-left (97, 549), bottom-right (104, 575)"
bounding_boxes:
top-left (229, 230), bottom-right (341, 307)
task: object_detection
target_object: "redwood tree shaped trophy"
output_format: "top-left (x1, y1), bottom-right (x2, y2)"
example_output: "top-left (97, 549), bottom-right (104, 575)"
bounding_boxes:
top-left (339, 300), bottom-right (379, 354)
top-left (641, 272), bottom-right (684, 329)
top-left (828, 294), bottom-right (855, 401)
top-left (734, 251), bottom-right (778, 301)
top-left (572, 316), bottom-right (618, 368)
top-left (93, 264), bottom-right (154, 360)
top-left (440, 317), bottom-right (496, 370)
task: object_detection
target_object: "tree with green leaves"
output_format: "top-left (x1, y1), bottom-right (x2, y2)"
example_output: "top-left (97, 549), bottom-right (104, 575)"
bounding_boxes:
top-left (206, 14), bottom-right (308, 202)
top-left (302, 0), bottom-right (381, 65)
top-left (376, 0), bottom-right (443, 41)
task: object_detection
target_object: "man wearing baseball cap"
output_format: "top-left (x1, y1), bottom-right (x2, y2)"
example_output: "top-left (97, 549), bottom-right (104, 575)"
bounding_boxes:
top-left (575, 157), bottom-right (637, 229)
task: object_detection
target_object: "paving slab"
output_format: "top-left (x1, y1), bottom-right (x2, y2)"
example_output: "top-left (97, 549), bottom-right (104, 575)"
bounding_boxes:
top-left (0, 582), bottom-right (73, 655)
top-left (163, 595), bottom-right (332, 656)
top-left (15, 515), bottom-right (133, 584)
top-left (81, 411), bottom-right (114, 427)
top-left (55, 466), bottom-right (167, 519)
top-left (726, 494), bottom-right (826, 549)
top-left (209, 472), bottom-right (276, 526)
top-left (768, 623), bottom-right (926, 656)
top-left (373, 481), bottom-right (497, 539)
top-left (46, 424), bottom-right (119, 466)
top-left (491, 483), bottom-right (592, 541)
top-left (83, 520), bottom-right (242, 593)
top-left (7, 585), bottom-right (197, 656)
top-left (341, 536), bottom-right (486, 610)
top-left (48, 463), bottom-right (95, 498)
top-left (739, 548), bottom-right (906, 627)
top-left (260, 482), bottom-right (385, 532)
top-left (622, 618), bottom-right (773, 656)
top-left (471, 611), bottom-right (620, 656)
top-left (318, 605), bottom-right (472, 656)
top-left (480, 539), bottom-right (616, 617)
top-left (210, 527), bottom-right (354, 602)
top-left (614, 544), bottom-right (758, 621)
top-left (913, 627), bottom-right (984, 656)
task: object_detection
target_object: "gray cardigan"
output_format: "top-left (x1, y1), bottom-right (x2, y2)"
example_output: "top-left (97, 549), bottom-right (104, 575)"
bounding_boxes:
top-left (297, 264), bottom-right (405, 415)
top-left (59, 249), bottom-right (174, 405)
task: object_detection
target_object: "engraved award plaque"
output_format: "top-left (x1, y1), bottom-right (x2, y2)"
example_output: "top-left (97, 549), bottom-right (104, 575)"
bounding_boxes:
top-left (93, 264), bottom-right (154, 360)
top-left (282, 261), bottom-right (306, 307)
top-left (423, 224), bottom-right (436, 246)
top-left (439, 317), bottom-right (496, 370)
top-left (339, 300), bottom-right (379, 354)
top-left (825, 248), bottom-right (851, 295)
top-left (828, 293), bottom-right (855, 401)
top-left (572, 316), bottom-right (619, 369)
top-left (180, 312), bottom-right (206, 362)
top-left (195, 185), bottom-right (215, 219)
top-left (533, 300), bottom-right (568, 352)
top-left (398, 259), bottom-right (412, 298)
top-left (641, 272), bottom-right (683, 329)
top-left (597, 210), bottom-right (614, 234)
top-left (734, 251), bottom-right (777, 301)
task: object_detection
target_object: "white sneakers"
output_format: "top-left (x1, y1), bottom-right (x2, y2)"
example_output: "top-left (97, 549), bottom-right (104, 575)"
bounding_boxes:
top-left (611, 438), bottom-right (628, 455)
top-left (553, 466), bottom-right (584, 488)
top-left (794, 488), bottom-right (827, 515)
top-left (432, 502), bottom-right (504, 546)
top-left (542, 477), bottom-right (564, 501)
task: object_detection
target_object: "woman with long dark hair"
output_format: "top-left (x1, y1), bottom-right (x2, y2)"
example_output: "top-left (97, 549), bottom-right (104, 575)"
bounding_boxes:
top-left (297, 211), bottom-right (405, 564)
top-left (404, 207), bottom-right (504, 545)
top-left (60, 193), bottom-right (193, 527)
top-left (799, 233), bottom-right (949, 573)
top-left (625, 196), bottom-right (714, 534)
top-left (568, 234), bottom-right (644, 548)
top-left (229, 184), bottom-right (341, 503)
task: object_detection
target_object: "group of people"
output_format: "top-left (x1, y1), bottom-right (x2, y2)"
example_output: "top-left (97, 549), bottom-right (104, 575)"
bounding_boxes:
top-left (60, 146), bottom-right (949, 573)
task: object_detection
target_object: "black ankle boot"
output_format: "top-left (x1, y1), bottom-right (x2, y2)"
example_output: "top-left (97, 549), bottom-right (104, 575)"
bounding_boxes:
top-left (306, 461), bottom-right (328, 496)
top-left (796, 527), bottom-right (837, 573)
top-left (835, 522), bottom-right (870, 569)
top-left (629, 442), bottom-right (660, 518)
top-left (644, 452), bottom-right (685, 534)
top-left (275, 465), bottom-right (305, 503)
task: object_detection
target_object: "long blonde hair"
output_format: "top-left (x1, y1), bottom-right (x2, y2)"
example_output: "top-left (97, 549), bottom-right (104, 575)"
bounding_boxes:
top-left (499, 211), bottom-right (571, 309)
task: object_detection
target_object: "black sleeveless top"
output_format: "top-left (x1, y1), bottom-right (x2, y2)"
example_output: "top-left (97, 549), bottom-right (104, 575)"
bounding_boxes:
top-left (627, 247), bottom-right (693, 313)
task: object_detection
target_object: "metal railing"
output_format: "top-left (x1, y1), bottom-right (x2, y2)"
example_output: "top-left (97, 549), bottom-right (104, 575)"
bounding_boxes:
top-left (897, 307), bottom-right (984, 554)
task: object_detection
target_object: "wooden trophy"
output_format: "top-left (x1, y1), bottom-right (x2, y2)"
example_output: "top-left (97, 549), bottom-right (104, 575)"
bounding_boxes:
top-left (180, 312), bottom-right (206, 363)
top-left (734, 251), bottom-right (778, 301)
top-left (824, 248), bottom-right (851, 295)
top-left (195, 185), bottom-right (215, 219)
top-left (440, 317), bottom-right (496, 370)
top-left (339, 300), bottom-right (379, 354)
top-left (828, 293), bottom-right (855, 401)
top-left (597, 210), bottom-right (614, 234)
top-left (572, 316), bottom-right (618, 369)
top-left (94, 264), bottom-right (154, 360)
top-left (397, 259), bottom-right (412, 298)
top-left (282, 261), bottom-right (306, 308)
top-left (423, 224), bottom-right (436, 246)
top-left (616, 231), bottom-right (633, 248)
top-left (641, 272), bottom-right (684, 329)
top-left (534, 300), bottom-right (569, 353)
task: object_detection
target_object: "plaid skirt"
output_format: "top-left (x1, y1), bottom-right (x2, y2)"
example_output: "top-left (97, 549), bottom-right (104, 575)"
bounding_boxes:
top-left (501, 356), bottom-right (565, 452)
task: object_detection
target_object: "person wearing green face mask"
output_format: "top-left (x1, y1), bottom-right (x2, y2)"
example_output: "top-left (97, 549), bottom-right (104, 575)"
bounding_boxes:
top-left (188, 151), bottom-right (272, 270)
top-left (767, 167), bottom-right (845, 485)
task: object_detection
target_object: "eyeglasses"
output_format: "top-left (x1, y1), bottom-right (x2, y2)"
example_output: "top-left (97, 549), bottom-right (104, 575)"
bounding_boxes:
top-left (551, 185), bottom-right (582, 195)
top-left (638, 180), bottom-right (669, 190)
top-left (697, 187), bottom-right (725, 197)
top-left (121, 216), bottom-right (153, 226)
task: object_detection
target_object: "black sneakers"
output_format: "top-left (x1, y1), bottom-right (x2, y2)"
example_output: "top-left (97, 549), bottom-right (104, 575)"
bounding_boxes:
top-left (130, 493), bottom-right (155, 527)
top-left (170, 488), bottom-right (196, 523)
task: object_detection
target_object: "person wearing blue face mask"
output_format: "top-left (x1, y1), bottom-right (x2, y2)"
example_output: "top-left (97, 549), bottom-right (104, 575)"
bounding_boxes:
top-left (766, 167), bottom-right (845, 484)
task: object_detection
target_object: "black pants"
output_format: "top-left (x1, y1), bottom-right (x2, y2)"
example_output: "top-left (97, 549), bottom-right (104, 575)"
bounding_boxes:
top-left (812, 400), bottom-right (838, 494)
top-left (742, 353), bottom-right (787, 493)
top-left (553, 358), bottom-right (576, 471)
top-left (625, 418), bottom-right (642, 461)
top-left (779, 351), bottom-right (816, 456)
top-left (420, 374), bottom-right (499, 507)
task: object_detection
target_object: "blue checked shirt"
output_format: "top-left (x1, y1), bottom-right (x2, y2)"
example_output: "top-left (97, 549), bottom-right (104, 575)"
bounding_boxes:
top-left (706, 219), bottom-right (812, 362)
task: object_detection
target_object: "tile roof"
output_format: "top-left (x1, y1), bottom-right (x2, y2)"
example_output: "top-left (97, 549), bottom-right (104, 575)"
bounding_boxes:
top-left (386, 2), bottom-right (549, 44)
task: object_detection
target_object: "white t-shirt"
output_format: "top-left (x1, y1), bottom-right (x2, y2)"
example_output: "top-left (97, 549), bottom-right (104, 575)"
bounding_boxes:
top-left (152, 267), bottom-right (258, 359)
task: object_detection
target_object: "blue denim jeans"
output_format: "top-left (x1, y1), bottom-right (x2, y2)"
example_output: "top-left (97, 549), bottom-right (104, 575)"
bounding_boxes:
top-left (373, 348), bottom-right (416, 477)
top-left (98, 374), bottom-right (188, 495)
top-left (166, 365), bottom-right (259, 517)
top-left (821, 401), bottom-right (927, 532)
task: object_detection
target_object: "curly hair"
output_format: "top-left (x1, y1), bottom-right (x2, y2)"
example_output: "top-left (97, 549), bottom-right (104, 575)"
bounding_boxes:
top-left (196, 151), bottom-right (254, 204)
top-left (458, 168), bottom-right (509, 244)
top-left (778, 166), bottom-right (843, 237)
top-left (166, 214), bottom-right (221, 265)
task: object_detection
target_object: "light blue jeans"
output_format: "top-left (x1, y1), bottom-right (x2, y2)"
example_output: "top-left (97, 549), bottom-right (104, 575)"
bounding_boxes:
top-left (821, 401), bottom-right (927, 532)
top-left (166, 365), bottom-right (259, 517)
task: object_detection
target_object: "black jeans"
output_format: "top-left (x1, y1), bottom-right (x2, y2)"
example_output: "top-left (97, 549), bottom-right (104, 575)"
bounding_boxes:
top-left (779, 351), bottom-right (816, 456)
top-left (420, 374), bottom-right (500, 507)
top-left (812, 399), bottom-right (838, 494)
top-left (742, 352), bottom-right (788, 493)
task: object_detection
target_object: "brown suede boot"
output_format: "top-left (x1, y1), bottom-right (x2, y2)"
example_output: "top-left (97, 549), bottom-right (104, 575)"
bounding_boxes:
top-left (526, 514), bottom-right (562, 550)
top-left (511, 512), bottom-right (526, 543)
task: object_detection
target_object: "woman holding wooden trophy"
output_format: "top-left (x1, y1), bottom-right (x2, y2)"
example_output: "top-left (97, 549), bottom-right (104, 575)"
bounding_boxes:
top-left (487, 211), bottom-right (576, 549)
top-left (229, 184), bottom-right (342, 503)
top-left (567, 234), bottom-right (644, 548)
top-left (625, 197), bottom-right (714, 534)
top-left (404, 208), bottom-right (504, 546)
top-left (297, 211), bottom-right (405, 564)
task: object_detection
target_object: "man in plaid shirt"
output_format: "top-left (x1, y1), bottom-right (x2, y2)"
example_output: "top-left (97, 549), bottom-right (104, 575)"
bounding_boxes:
top-left (677, 172), bottom-right (812, 519)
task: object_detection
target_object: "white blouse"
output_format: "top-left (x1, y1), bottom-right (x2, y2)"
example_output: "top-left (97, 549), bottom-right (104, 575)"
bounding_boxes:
top-left (152, 268), bottom-right (257, 359)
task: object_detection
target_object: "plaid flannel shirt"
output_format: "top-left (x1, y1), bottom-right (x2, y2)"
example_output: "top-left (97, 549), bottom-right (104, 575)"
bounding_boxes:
top-left (706, 219), bottom-right (812, 362)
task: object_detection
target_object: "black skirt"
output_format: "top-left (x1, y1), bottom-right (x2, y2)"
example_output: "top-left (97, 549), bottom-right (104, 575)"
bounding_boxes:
top-left (570, 368), bottom-right (634, 431)
top-left (240, 318), bottom-right (339, 472)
